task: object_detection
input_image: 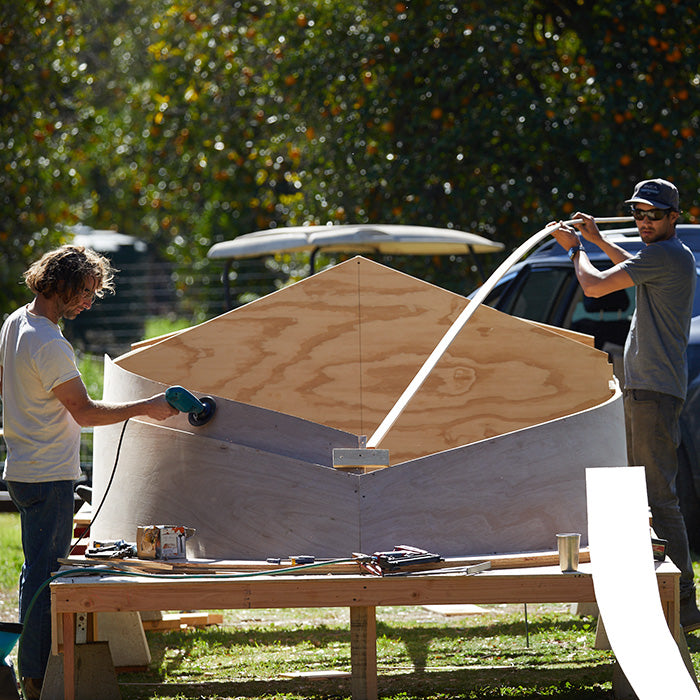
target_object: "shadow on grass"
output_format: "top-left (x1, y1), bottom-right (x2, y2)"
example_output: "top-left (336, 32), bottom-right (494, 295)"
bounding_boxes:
top-left (141, 615), bottom-right (599, 675)
top-left (119, 666), bottom-right (615, 700)
top-left (118, 615), bottom-right (612, 699)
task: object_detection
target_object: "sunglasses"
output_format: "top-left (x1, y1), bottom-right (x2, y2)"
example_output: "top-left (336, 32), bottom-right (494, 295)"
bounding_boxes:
top-left (631, 207), bottom-right (670, 221)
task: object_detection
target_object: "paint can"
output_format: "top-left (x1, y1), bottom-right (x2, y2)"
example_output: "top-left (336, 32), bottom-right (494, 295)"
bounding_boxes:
top-left (136, 525), bottom-right (196, 560)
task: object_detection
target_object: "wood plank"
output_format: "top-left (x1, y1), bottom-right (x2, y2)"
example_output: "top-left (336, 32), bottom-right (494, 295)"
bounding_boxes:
top-left (51, 568), bottom-right (602, 614)
top-left (61, 549), bottom-right (590, 576)
top-left (586, 467), bottom-right (699, 699)
top-left (281, 670), bottom-right (352, 679)
top-left (62, 613), bottom-right (76, 700)
top-left (74, 501), bottom-right (92, 528)
top-left (350, 606), bottom-right (377, 700)
top-left (140, 612), bottom-right (223, 631)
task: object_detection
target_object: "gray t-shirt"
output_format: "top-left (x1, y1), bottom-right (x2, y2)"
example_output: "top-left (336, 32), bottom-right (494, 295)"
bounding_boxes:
top-left (619, 236), bottom-right (696, 400)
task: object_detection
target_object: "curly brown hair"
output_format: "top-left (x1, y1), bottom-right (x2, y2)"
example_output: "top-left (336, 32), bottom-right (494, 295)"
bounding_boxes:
top-left (23, 245), bottom-right (117, 302)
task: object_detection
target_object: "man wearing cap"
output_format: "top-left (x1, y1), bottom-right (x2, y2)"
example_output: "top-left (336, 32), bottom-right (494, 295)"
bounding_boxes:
top-left (552, 178), bottom-right (700, 631)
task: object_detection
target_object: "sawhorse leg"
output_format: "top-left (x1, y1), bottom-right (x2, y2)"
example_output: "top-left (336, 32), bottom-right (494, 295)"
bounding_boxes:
top-left (350, 606), bottom-right (377, 700)
top-left (62, 612), bottom-right (76, 700)
top-left (51, 611), bottom-right (120, 700)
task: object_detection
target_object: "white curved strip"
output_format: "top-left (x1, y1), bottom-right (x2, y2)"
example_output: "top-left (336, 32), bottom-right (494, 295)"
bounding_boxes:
top-left (586, 466), bottom-right (699, 699)
top-left (368, 216), bottom-right (634, 447)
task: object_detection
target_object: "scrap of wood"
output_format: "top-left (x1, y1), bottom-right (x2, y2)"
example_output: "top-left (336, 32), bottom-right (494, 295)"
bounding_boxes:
top-left (73, 502), bottom-right (92, 528)
top-left (280, 670), bottom-right (352, 680)
top-left (423, 604), bottom-right (493, 616)
top-left (141, 612), bottom-right (223, 632)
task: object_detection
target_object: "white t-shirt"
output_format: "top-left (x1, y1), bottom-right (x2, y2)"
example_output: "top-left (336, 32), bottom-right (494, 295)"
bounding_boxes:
top-left (1, 305), bottom-right (82, 482)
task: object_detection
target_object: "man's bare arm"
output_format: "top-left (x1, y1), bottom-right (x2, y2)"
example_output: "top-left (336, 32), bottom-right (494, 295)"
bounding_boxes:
top-left (573, 252), bottom-right (635, 298)
top-left (53, 376), bottom-right (178, 426)
top-left (550, 215), bottom-right (635, 298)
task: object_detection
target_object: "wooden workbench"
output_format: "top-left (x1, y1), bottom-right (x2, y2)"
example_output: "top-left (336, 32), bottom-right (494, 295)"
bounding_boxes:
top-left (50, 560), bottom-right (681, 700)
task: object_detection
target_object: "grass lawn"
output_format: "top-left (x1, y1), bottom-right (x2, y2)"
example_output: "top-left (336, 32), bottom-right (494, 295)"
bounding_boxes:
top-left (2, 511), bottom-right (700, 699)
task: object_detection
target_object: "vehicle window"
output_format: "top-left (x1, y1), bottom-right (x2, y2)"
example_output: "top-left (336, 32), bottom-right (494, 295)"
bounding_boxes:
top-left (569, 287), bottom-right (635, 324)
top-left (480, 270), bottom-right (520, 307)
top-left (568, 286), bottom-right (635, 350)
top-left (498, 267), bottom-right (573, 324)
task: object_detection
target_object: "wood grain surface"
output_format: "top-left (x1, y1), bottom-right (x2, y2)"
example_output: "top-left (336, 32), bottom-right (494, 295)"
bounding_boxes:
top-left (115, 257), bottom-right (615, 465)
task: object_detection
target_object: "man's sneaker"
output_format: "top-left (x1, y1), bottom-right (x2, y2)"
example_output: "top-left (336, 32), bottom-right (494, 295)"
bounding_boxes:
top-left (680, 595), bottom-right (700, 632)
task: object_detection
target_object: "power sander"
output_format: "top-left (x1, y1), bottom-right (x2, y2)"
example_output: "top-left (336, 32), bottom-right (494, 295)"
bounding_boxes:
top-left (165, 385), bottom-right (217, 426)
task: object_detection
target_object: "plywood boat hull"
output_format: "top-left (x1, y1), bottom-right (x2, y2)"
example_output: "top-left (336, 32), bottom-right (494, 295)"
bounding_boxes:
top-left (91, 257), bottom-right (626, 559)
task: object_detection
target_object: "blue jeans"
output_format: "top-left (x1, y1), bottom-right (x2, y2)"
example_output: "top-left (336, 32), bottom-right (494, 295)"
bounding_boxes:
top-left (7, 480), bottom-right (75, 679)
top-left (624, 389), bottom-right (695, 599)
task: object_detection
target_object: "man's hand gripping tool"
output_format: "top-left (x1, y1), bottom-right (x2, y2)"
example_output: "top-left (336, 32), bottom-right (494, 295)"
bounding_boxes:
top-left (165, 385), bottom-right (217, 426)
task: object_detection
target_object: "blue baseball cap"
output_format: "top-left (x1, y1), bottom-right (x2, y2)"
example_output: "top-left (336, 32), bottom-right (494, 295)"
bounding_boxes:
top-left (625, 178), bottom-right (680, 211)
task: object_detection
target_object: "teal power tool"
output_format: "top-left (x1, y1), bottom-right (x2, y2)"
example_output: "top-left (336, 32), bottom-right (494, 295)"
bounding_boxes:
top-left (165, 385), bottom-right (217, 426)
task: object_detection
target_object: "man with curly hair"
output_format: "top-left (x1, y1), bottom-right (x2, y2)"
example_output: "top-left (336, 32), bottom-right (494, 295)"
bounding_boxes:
top-left (0, 245), bottom-right (178, 699)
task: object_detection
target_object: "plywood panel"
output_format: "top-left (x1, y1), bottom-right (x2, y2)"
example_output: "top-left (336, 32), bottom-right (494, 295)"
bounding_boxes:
top-left (382, 315), bottom-right (614, 463)
top-left (113, 257), bottom-right (614, 464)
top-left (91, 421), bottom-right (360, 558)
top-left (91, 386), bottom-right (625, 560)
top-left (360, 388), bottom-right (626, 557)
top-left (102, 357), bottom-right (359, 465)
top-left (115, 258), bottom-right (464, 441)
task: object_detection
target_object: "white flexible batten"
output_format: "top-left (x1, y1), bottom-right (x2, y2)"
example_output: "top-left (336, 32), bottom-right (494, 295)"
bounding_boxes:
top-left (367, 216), bottom-right (635, 448)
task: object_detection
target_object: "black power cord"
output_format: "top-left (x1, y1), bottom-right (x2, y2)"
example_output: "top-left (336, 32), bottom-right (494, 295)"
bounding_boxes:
top-left (69, 418), bottom-right (129, 556)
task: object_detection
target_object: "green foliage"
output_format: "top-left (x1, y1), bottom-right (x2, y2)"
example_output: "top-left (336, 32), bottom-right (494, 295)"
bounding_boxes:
top-left (0, 0), bottom-right (96, 310)
top-left (3, 0), bottom-right (700, 313)
top-left (76, 352), bottom-right (105, 399)
top-left (144, 316), bottom-right (195, 340)
top-left (0, 513), bottom-right (22, 595)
